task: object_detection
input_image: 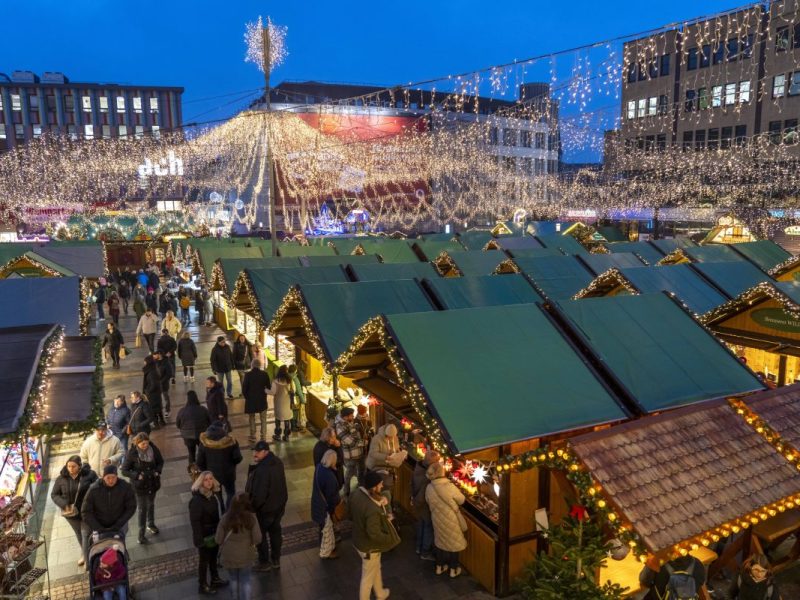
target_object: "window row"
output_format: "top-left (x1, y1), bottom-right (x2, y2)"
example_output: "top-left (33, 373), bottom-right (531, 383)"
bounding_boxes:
top-left (775, 24), bottom-right (800, 53)
top-left (768, 120), bottom-right (799, 145)
top-left (626, 95), bottom-right (669, 119)
top-left (681, 125), bottom-right (747, 150)
top-left (0, 123), bottom-right (159, 141)
top-left (685, 81), bottom-right (751, 112)
top-left (0, 93), bottom-right (160, 114)
top-left (626, 55), bottom-right (670, 83)
top-left (686, 35), bottom-right (754, 70)
top-left (488, 127), bottom-right (555, 150)
top-left (772, 72), bottom-right (800, 98)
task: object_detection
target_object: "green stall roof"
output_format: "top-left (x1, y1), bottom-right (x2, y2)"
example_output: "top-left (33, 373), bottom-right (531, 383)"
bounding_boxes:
top-left (217, 257), bottom-right (301, 294)
top-left (620, 264), bottom-right (727, 315)
top-left (535, 233), bottom-right (588, 255)
top-left (607, 241), bottom-right (664, 266)
top-left (424, 274), bottom-right (542, 309)
top-left (775, 280), bottom-right (800, 304)
top-left (278, 244), bottom-right (337, 257)
top-left (490, 236), bottom-right (544, 252)
top-left (730, 241), bottom-right (792, 272)
top-left (384, 304), bottom-right (627, 453)
top-left (684, 245), bottom-right (745, 263)
top-left (420, 232), bottom-right (458, 242)
top-left (596, 226), bottom-right (627, 243)
top-left (448, 251), bottom-right (509, 276)
top-left (349, 262), bottom-right (440, 282)
top-left (456, 230), bottom-right (494, 250)
top-left (301, 254), bottom-right (380, 268)
top-left (559, 294), bottom-right (763, 413)
top-left (354, 239), bottom-right (420, 263)
top-left (506, 247), bottom-right (564, 259)
top-left (513, 255), bottom-right (594, 300)
top-left (411, 240), bottom-right (466, 260)
top-left (328, 238), bottom-right (363, 255)
top-left (297, 280), bottom-right (435, 363)
top-left (579, 252), bottom-right (646, 276)
top-left (650, 238), bottom-right (697, 254)
top-left (690, 261), bottom-right (773, 299)
top-left (197, 246), bottom-right (263, 279)
top-left (0, 243), bottom-right (36, 267)
top-left (246, 266), bottom-right (349, 323)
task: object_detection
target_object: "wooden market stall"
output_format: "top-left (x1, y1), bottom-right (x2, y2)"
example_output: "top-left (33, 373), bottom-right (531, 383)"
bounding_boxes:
top-left (494, 254), bottom-right (595, 301)
top-left (534, 233), bottom-right (589, 256)
top-left (456, 230), bottom-right (495, 251)
top-left (770, 254), bottom-right (800, 282)
top-left (300, 254), bottom-right (380, 268)
top-left (409, 240), bottom-right (466, 261)
top-left (421, 274), bottom-right (542, 310)
top-left (604, 240), bottom-right (667, 266)
top-left (690, 260), bottom-right (774, 299)
top-left (433, 250), bottom-right (508, 278)
top-left (576, 252), bottom-right (647, 276)
top-left (0, 277), bottom-right (87, 335)
top-left (347, 261), bottom-right (440, 282)
top-left (351, 238), bottom-right (421, 263)
top-left (483, 235), bottom-right (543, 253)
top-left (658, 243), bottom-right (748, 266)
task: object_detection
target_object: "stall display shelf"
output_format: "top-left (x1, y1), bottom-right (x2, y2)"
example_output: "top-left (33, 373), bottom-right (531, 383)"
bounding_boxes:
top-left (5, 567), bottom-right (46, 596)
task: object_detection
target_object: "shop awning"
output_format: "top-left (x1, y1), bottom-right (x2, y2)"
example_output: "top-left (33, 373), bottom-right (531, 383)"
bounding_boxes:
top-left (684, 245), bottom-right (746, 263)
top-left (356, 239), bottom-right (420, 263)
top-left (277, 244), bottom-right (337, 257)
top-left (535, 234), bottom-right (588, 255)
top-left (349, 262), bottom-right (440, 282)
top-left (579, 252), bottom-right (647, 276)
top-left (383, 304), bottom-right (628, 453)
top-left (301, 254), bottom-right (380, 268)
top-left (423, 274), bottom-right (542, 309)
top-left (558, 294), bottom-right (764, 413)
top-left (411, 240), bottom-right (466, 261)
top-left (15, 252), bottom-right (77, 277)
top-left (607, 241), bottom-right (665, 266)
top-left (0, 277), bottom-right (82, 336)
top-left (197, 245), bottom-right (264, 279)
top-left (457, 230), bottom-right (494, 250)
top-left (570, 400), bottom-right (800, 554)
top-left (729, 241), bottom-right (792, 272)
top-left (511, 255), bottom-right (594, 300)
top-left (441, 251), bottom-right (509, 277)
top-left (703, 280), bottom-right (800, 327)
top-left (617, 264), bottom-right (728, 315)
top-left (215, 257), bottom-right (301, 295)
top-left (31, 244), bottom-right (106, 278)
top-left (690, 261), bottom-right (773, 299)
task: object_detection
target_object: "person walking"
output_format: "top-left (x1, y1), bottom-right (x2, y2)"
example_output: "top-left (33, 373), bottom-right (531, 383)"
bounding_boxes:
top-left (121, 433), bottom-right (164, 545)
top-left (197, 421), bottom-right (242, 507)
top-left (210, 337), bottom-right (235, 399)
top-left (204, 292), bottom-right (214, 326)
top-left (350, 471), bottom-right (400, 600)
top-left (135, 308), bottom-right (159, 353)
top-left (142, 356), bottom-right (164, 429)
top-left (411, 450), bottom-right (440, 562)
top-left (102, 322), bottom-right (125, 370)
top-left (50, 455), bottom-right (97, 567)
top-left (245, 441), bottom-right (288, 572)
top-left (312, 449), bottom-right (341, 560)
top-left (107, 292), bottom-right (121, 326)
top-left (270, 365), bottom-right (294, 442)
top-left (287, 364), bottom-right (309, 432)
top-left (118, 279), bottom-right (131, 316)
top-left (178, 331), bottom-right (198, 382)
top-left (128, 391), bottom-right (153, 437)
top-left (107, 395), bottom-right (131, 450)
top-left (176, 390), bottom-right (211, 466)
top-left (205, 376), bottom-right (229, 426)
top-left (190, 471), bottom-right (228, 596)
top-left (425, 461), bottom-right (467, 577)
top-left (242, 359), bottom-right (270, 443)
top-left (335, 407), bottom-right (365, 497)
top-left (313, 428), bottom-right (345, 490)
top-left (81, 465), bottom-right (137, 548)
top-left (144, 287), bottom-right (158, 314)
top-left (729, 554), bottom-right (781, 600)
top-left (156, 326), bottom-right (178, 387)
top-left (232, 335), bottom-right (252, 396)
top-left (195, 289), bottom-right (206, 327)
top-left (153, 350), bottom-right (173, 423)
top-left (179, 292), bottom-right (192, 325)
top-left (94, 282), bottom-right (107, 322)
top-left (132, 283), bottom-right (146, 321)
top-left (79, 422), bottom-right (125, 476)
top-left (215, 493), bottom-right (262, 600)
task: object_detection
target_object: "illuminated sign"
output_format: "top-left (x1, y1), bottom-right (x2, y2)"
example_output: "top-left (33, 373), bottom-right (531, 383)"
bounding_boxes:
top-left (750, 308), bottom-right (800, 334)
top-left (566, 209), bottom-right (596, 219)
top-left (785, 225), bottom-right (800, 236)
top-left (138, 151), bottom-right (184, 185)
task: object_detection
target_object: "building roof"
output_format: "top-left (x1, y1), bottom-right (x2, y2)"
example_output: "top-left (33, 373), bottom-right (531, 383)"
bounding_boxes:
top-left (37, 335), bottom-right (98, 427)
top-left (606, 241), bottom-right (665, 266)
top-left (440, 250), bottom-right (509, 277)
top-left (349, 261), bottom-right (439, 282)
top-left (411, 240), bottom-right (466, 260)
top-left (570, 400), bottom-right (800, 553)
top-left (355, 239), bottom-right (420, 263)
top-left (277, 244), bottom-right (337, 257)
top-left (703, 280), bottom-right (800, 326)
top-left (457, 230), bottom-right (495, 250)
top-left (619, 264), bottom-right (728, 315)
top-left (558, 294), bottom-right (763, 413)
top-left (596, 226), bottom-right (628, 243)
top-left (196, 245), bottom-right (263, 279)
top-left (730, 241), bottom-right (792, 272)
top-left (535, 233), bottom-right (588, 255)
top-left (690, 261), bottom-right (773, 299)
top-left (423, 274), bottom-right (542, 309)
top-left (214, 257), bottom-right (301, 296)
top-left (301, 254), bottom-right (380, 268)
top-left (505, 246), bottom-right (564, 259)
top-left (579, 252), bottom-right (647, 276)
top-left (742, 385), bottom-right (800, 448)
top-left (327, 238), bottom-right (361, 255)
top-left (30, 244), bottom-right (106, 278)
top-left (383, 304), bottom-right (627, 453)
top-left (684, 245), bottom-right (746, 264)
top-left (486, 235), bottom-right (544, 251)
top-left (0, 243), bottom-right (36, 267)
top-left (511, 255), bottom-right (594, 300)
top-left (649, 238), bottom-right (697, 254)
top-left (0, 277), bottom-right (82, 335)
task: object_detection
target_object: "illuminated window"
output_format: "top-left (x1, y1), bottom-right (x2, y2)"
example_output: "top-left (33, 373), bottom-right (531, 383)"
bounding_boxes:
top-left (151, 125), bottom-right (160, 139)
top-left (32, 125), bottom-right (42, 138)
top-left (637, 98), bottom-right (646, 118)
top-left (84, 124), bottom-right (94, 139)
top-left (14, 124), bottom-right (24, 139)
top-left (116, 96), bottom-right (126, 112)
top-left (698, 88), bottom-right (709, 110)
top-left (785, 119), bottom-right (798, 144)
top-left (739, 81), bottom-right (751, 103)
top-left (0, 125), bottom-right (4, 139)
top-left (135, 125), bottom-right (144, 139)
top-left (11, 94), bottom-right (21, 111)
top-left (658, 95), bottom-right (669, 115)
top-left (149, 97), bottom-right (159, 113)
top-left (157, 200), bottom-right (182, 212)
top-left (133, 97), bottom-right (142, 113)
top-left (774, 74), bottom-right (786, 98)
top-left (67, 124), bottom-right (76, 140)
top-left (118, 125), bottom-right (128, 138)
top-left (102, 125), bottom-right (111, 138)
top-left (725, 83), bottom-right (737, 105)
top-left (627, 100), bottom-right (635, 119)
top-left (99, 96), bottom-right (108, 113)
top-left (648, 96), bottom-right (657, 116)
top-left (82, 95), bottom-right (92, 112)
top-left (790, 72), bottom-right (800, 96)
top-left (0, 95), bottom-right (3, 110)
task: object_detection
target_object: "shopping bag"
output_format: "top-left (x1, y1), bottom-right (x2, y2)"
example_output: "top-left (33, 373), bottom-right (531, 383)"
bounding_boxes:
top-left (135, 334), bottom-right (142, 349)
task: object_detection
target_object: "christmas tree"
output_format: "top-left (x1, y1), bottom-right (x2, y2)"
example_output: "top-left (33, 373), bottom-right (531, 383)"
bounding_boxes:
top-left (518, 505), bottom-right (627, 600)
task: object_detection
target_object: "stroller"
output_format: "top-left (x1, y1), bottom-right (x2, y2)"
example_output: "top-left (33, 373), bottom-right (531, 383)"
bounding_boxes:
top-left (88, 532), bottom-right (132, 599)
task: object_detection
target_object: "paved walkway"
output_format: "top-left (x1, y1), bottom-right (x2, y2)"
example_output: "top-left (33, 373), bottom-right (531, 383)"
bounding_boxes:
top-left (35, 306), bottom-right (494, 599)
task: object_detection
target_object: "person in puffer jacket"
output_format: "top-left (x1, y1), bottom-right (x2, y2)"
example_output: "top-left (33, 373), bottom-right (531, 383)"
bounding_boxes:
top-left (197, 420), bottom-right (242, 507)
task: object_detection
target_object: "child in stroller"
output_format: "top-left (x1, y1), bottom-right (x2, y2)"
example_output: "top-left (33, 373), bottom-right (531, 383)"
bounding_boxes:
top-left (91, 545), bottom-right (128, 599)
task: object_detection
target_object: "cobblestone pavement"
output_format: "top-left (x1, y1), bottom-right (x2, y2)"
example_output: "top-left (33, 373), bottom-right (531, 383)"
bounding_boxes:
top-left (36, 307), bottom-right (493, 599)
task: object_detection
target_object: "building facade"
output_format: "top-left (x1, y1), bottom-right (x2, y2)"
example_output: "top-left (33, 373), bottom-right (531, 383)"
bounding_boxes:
top-left (0, 71), bottom-right (183, 151)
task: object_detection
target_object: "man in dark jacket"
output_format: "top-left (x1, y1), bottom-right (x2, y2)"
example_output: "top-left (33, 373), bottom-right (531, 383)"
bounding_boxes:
top-left (128, 391), bottom-right (153, 436)
top-left (107, 395), bottom-right (132, 450)
top-left (142, 356), bottom-right (163, 428)
top-left (153, 350), bottom-right (173, 423)
top-left (210, 336), bottom-right (235, 399)
top-left (245, 441), bottom-right (288, 571)
top-left (81, 465), bottom-right (137, 547)
top-left (144, 288), bottom-right (158, 313)
top-left (205, 376), bottom-right (228, 423)
top-left (242, 359), bottom-right (271, 442)
top-left (176, 391), bottom-right (211, 465)
top-left (196, 421), bottom-right (242, 506)
top-left (411, 450), bottom-right (440, 561)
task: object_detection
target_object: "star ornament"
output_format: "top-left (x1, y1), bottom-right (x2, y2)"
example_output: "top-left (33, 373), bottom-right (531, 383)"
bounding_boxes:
top-left (471, 464), bottom-right (489, 484)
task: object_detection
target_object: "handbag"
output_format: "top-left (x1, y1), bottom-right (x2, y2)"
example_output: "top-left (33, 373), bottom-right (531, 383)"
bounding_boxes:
top-left (61, 481), bottom-right (80, 518)
top-left (135, 334), bottom-right (142, 349)
top-left (333, 498), bottom-right (348, 522)
top-left (432, 480), bottom-right (468, 532)
top-left (127, 406), bottom-right (140, 436)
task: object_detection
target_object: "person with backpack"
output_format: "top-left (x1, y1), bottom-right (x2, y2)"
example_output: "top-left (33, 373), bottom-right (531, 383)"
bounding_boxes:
top-left (179, 291), bottom-right (192, 325)
top-left (640, 553), bottom-right (706, 600)
top-left (729, 554), bottom-right (781, 600)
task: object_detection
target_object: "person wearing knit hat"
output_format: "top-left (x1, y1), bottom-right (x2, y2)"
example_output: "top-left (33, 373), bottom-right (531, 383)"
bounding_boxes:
top-left (196, 421), bottom-right (242, 508)
top-left (94, 545), bottom-right (127, 599)
top-left (363, 470), bottom-right (383, 490)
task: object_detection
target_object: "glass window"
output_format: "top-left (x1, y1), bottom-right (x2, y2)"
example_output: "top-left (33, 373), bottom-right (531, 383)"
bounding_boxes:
top-left (29, 94), bottom-right (39, 110)
top-left (627, 100), bottom-right (636, 119)
top-left (721, 126), bottom-right (733, 149)
top-left (739, 81), bottom-right (751, 103)
top-left (795, 23), bottom-right (800, 50)
top-left (14, 124), bottom-right (24, 139)
top-left (116, 96), bottom-right (125, 112)
top-left (777, 27), bottom-right (790, 52)
top-left (713, 43), bottom-right (725, 65)
top-left (11, 94), bottom-right (21, 111)
top-left (698, 88), bottom-right (709, 110)
top-left (99, 97), bottom-right (108, 113)
top-left (695, 129), bottom-right (705, 150)
top-left (64, 95), bottom-right (74, 111)
top-left (658, 95), bottom-right (669, 115)
top-left (0, 124), bottom-right (5, 139)
top-left (785, 119), bottom-right (798, 145)
top-left (637, 62), bottom-right (646, 81)
top-left (503, 128), bottom-right (516, 146)
top-left (774, 74), bottom-right (786, 98)
top-left (700, 45), bottom-right (711, 67)
top-left (637, 98), bottom-right (646, 118)
top-left (660, 54), bottom-right (670, 76)
top-left (648, 96), bottom-right (657, 116)
top-left (735, 124), bottom-right (747, 146)
top-left (685, 89), bottom-right (696, 112)
top-left (135, 125), bottom-right (144, 139)
top-left (84, 124), bottom-right (94, 139)
top-left (151, 125), bottom-right (160, 139)
top-left (149, 97), bottom-right (159, 113)
top-left (645, 135), bottom-right (655, 151)
top-left (32, 125), bottom-right (42, 139)
top-left (708, 128), bottom-right (720, 150)
top-left (725, 83), bottom-right (737, 105)
top-left (119, 125), bottom-right (128, 138)
top-left (488, 127), bottom-right (498, 145)
top-left (727, 38), bottom-right (739, 61)
top-left (648, 59), bottom-right (659, 79)
top-left (687, 47), bottom-right (698, 70)
top-left (656, 133), bottom-right (666, 151)
top-left (82, 95), bottom-right (92, 112)
top-left (520, 130), bottom-right (531, 147)
top-left (790, 72), bottom-right (800, 96)
top-left (742, 34), bottom-right (755, 58)
top-left (712, 85), bottom-right (723, 107)
top-left (46, 95), bottom-right (56, 112)
top-left (769, 120), bottom-right (782, 145)
top-left (682, 131), bottom-right (694, 149)
top-left (534, 132), bottom-right (545, 148)
top-left (67, 124), bottom-right (76, 140)
top-left (133, 97), bottom-right (142, 113)
top-left (627, 63), bottom-right (636, 83)
top-left (0, 95), bottom-right (3, 110)
top-left (102, 125), bottom-right (111, 138)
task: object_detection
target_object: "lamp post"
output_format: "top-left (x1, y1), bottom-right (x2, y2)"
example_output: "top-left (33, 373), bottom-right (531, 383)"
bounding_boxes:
top-left (261, 27), bottom-right (278, 257)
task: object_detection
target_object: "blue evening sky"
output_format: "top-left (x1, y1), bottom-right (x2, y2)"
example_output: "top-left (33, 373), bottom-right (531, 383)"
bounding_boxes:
top-left (5, 1), bottom-right (740, 157)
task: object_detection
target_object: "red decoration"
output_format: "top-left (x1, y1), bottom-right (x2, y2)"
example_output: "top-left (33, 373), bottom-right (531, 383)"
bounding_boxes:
top-left (569, 504), bottom-right (589, 522)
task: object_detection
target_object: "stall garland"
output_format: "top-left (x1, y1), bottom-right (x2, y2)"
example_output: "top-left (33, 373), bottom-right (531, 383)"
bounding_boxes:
top-left (571, 267), bottom-right (640, 301)
top-left (432, 251), bottom-right (463, 277)
top-left (656, 249), bottom-right (688, 266)
top-left (768, 255), bottom-right (800, 279)
top-left (231, 271), bottom-right (267, 329)
top-left (79, 278), bottom-right (92, 336)
top-left (701, 281), bottom-right (800, 325)
top-left (268, 286), bottom-right (334, 371)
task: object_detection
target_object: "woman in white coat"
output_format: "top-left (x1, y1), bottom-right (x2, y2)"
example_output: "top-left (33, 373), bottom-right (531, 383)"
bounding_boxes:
top-left (270, 365), bottom-right (294, 442)
top-left (425, 461), bottom-right (467, 578)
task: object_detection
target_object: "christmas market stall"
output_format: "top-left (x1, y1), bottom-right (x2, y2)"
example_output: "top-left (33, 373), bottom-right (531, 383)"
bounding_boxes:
top-left (724, 241), bottom-right (792, 273)
top-left (267, 279), bottom-right (436, 429)
top-left (409, 239), bottom-right (466, 261)
top-left (0, 277), bottom-right (86, 336)
top-left (649, 237), bottom-right (697, 256)
top-left (347, 261), bottom-right (440, 282)
top-left (0, 253), bottom-right (76, 280)
top-left (691, 260), bottom-right (774, 299)
top-left (500, 246), bottom-right (562, 260)
top-left (422, 274), bottom-right (542, 309)
top-left (703, 280), bottom-right (800, 386)
top-left (483, 235), bottom-right (543, 253)
top-left (494, 255), bottom-right (594, 301)
top-left (299, 254), bottom-right (380, 268)
top-left (605, 241), bottom-right (666, 266)
top-left (456, 230), bottom-right (495, 251)
top-left (534, 233), bottom-right (589, 256)
top-left (770, 254), bottom-right (800, 282)
top-left (433, 250), bottom-right (509, 277)
top-left (193, 243), bottom-right (264, 282)
top-left (210, 256), bottom-right (301, 299)
top-left (276, 243), bottom-right (336, 258)
top-left (577, 252), bottom-right (647, 276)
top-left (658, 243), bottom-right (749, 266)
top-left (350, 238), bottom-right (421, 263)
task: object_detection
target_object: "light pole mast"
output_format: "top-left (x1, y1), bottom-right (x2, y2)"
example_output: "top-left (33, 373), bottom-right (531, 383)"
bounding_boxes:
top-left (261, 26), bottom-right (278, 257)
